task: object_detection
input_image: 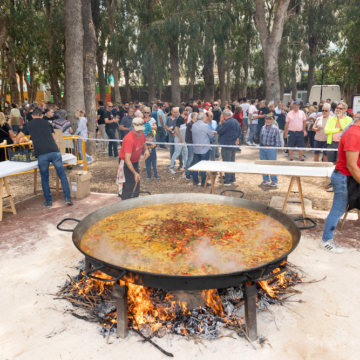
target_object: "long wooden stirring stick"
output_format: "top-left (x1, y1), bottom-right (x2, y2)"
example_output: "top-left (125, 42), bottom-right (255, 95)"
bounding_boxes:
top-left (132, 155), bottom-right (147, 193)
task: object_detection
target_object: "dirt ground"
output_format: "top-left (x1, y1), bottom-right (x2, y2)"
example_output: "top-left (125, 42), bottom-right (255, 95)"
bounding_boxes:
top-left (5, 145), bottom-right (337, 211)
top-left (1, 194), bottom-right (360, 360)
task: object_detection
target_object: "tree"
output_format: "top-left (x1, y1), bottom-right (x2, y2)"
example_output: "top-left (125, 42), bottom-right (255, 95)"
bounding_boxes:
top-left (254, 0), bottom-right (291, 103)
top-left (82, 0), bottom-right (97, 156)
top-left (65, 0), bottom-right (85, 127)
top-left (0, 1), bottom-right (7, 50)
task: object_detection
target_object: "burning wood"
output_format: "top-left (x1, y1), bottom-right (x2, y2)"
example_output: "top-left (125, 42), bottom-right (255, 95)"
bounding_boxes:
top-left (55, 262), bottom-right (306, 347)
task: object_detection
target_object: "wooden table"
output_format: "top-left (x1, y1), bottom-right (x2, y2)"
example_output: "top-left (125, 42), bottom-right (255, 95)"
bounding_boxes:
top-left (189, 160), bottom-right (334, 218)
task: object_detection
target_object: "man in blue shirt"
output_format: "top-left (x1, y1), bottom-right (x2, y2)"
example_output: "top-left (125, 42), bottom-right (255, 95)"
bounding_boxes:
top-left (259, 113), bottom-right (281, 187)
top-left (205, 111), bottom-right (218, 161)
top-left (216, 109), bottom-right (242, 185)
top-left (150, 104), bottom-right (158, 122)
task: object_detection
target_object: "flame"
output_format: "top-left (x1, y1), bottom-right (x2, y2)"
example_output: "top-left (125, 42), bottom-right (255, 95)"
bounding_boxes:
top-left (258, 264), bottom-right (293, 298)
top-left (68, 271), bottom-right (114, 296)
top-left (201, 289), bottom-right (224, 316)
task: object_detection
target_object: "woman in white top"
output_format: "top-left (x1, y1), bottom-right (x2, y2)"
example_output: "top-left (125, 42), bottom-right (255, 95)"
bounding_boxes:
top-left (75, 110), bottom-right (93, 165)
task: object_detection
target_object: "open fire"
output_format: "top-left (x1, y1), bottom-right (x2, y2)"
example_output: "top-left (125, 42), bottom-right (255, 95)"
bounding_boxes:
top-left (56, 261), bottom-right (302, 345)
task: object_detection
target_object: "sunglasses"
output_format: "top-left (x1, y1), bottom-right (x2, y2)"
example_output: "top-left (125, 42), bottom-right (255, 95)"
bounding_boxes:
top-left (144, 112), bottom-right (150, 114)
top-left (322, 110), bottom-right (329, 112)
top-left (214, 104), bottom-right (218, 106)
top-left (133, 122), bottom-right (144, 126)
top-left (337, 107), bottom-right (344, 110)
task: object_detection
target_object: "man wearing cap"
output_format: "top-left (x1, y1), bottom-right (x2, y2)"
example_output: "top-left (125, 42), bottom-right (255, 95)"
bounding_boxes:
top-left (284, 100), bottom-right (307, 161)
top-left (118, 117), bottom-right (150, 200)
top-left (259, 114), bottom-right (281, 187)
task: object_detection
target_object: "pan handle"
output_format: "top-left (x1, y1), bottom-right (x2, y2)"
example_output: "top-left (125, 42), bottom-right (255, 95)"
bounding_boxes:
top-left (57, 218), bottom-right (80, 232)
top-left (294, 217), bottom-right (317, 230)
top-left (220, 190), bottom-right (245, 198)
top-left (86, 265), bottom-right (127, 282)
top-left (130, 191), bottom-right (152, 198)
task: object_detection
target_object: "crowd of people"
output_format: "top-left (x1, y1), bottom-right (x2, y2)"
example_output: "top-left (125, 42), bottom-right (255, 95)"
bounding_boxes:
top-left (1, 95), bottom-right (360, 255)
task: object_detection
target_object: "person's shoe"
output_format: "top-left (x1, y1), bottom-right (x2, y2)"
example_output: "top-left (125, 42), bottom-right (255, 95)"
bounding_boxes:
top-left (185, 174), bottom-right (192, 181)
top-left (155, 177), bottom-right (160, 180)
top-left (223, 181), bottom-right (232, 186)
top-left (66, 166), bottom-right (73, 171)
top-left (65, 198), bottom-right (73, 206)
top-left (320, 239), bottom-right (343, 254)
top-left (193, 181), bottom-right (200, 185)
top-left (290, 159), bottom-right (293, 161)
top-left (230, 179), bottom-right (237, 183)
top-left (167, 165), bottom-right (171, 168)
top-left (303, 155), bottom-right (307, 159)
top-left (146, 177), bottom-right (151, 180)
top-left (87, 159), bottom-right (94, 165)
top-left (169, 168), bottom-right (176, 175)
top-left (246, 141), bottom-right (252, 146)
top-left (269, 182), bottom-right (278, 187)
top-left (215, 155), bottom-right (220, 158)
top-left (327, 187), bottom-right (334, 192)
top-left (178, 165), bottom-right (183, 171)
top-left (261, 181), bottom-right (271, 186)
top-left (327, 182), bottom-right (333, 187)
top-left (44, 201), bottom-right (53, 207)
top-left (201, 183), bottom-right (211, 187)
top-left (285, 152), bottom-right (289, 157)
top-left (300, 158), bottom-right (305, 162)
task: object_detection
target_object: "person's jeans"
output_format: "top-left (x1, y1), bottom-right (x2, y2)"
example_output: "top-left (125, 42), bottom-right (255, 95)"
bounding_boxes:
top-left (209, 141), bottom-right (216, 161)
top-left (185, 145), bottom-right (194, 175)
top-left (98, 124), bottom-right (107, 151)
top-left (169, 134), bottom-right (183, 167)
top-left (192, 151), bottom-right (210, 185)
top-left (279, 129), bottom-right (285, 148)
top-left (106, 128), bottom-right (118, 157)
top-left (322, 171), bottom-right (348, 241)
top-left (247, 124), bottom-right (257, 144)
top-left (158, 127), bottom-right (166, 148)
top-left (215, 135), bottom-right (220, 157)
top-left (77, 139), bottom-right (93, 164)
top-left (170, 141), bottom-right (188, 169)
top-left (221, 147), bottom-right (236, 182)
top-left (12, 125), bottom-right (19, 133)
top-left (259, 148), bottom-right (278, 184)
top-left (146, 156), bottom-right (158, 178)
top-left (308, 130), bottom-right (315, 148)
top-left (37, 152), bottom-right (71, 203)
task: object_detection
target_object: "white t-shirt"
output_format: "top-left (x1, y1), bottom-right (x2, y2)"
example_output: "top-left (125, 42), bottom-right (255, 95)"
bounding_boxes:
top-left (241, 103), bottom-right (250, 118)
top-left (273, 107), bottom-right (282, 121)
top-left (149, 117), bottom-right (156, 127)
top-left (248, 105), bottom-right (258, 125)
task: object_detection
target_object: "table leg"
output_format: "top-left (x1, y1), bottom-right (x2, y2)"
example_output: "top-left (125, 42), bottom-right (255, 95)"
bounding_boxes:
top-left (282, 176), bottom-right (295, 213)
top-left (220, 172), bottom-right (225, 191)
top-left (4, 178), bottom-right (16, 215)
top-left (33, 168), bottom-right (37, 195)
top-left (55, 174), bottom-right (60, 198)
top-left (0, 178), bottom-right (3, 222)
top-left (295, 177), bottom-right (307, 223)
top-left (203, 173), bottom-right (209, 193)
top-left (210, 172), bottom-right (215, 194)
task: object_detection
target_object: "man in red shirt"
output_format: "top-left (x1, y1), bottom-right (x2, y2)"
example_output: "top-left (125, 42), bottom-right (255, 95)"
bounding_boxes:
top-left (321, 113), bottom-right (360, 253)
top-left (117, 117), bottom-right (150, 200)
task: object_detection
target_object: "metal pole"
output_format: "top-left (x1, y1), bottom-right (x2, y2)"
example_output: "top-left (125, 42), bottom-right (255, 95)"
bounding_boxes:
top-left (244, 281), bottom-right (257, 341)
top-left (320, 62), bottom-right (324, 103)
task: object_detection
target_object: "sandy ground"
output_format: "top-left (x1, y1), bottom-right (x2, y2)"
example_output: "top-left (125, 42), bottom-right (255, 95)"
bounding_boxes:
top-left (1, 194), bottom-right (360, 360)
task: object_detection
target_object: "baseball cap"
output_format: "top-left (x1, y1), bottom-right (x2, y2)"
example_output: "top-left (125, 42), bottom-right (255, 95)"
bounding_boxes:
top-left (205, 102), bottom-right (211, 107)
top-left (265, 113), bottom-right (275, 119)
top-left (25, 104), bottom-right (30, 108)
top-left (293, 101), bottom-right (300, 105)
top-left (132, 117), bottom-right (145, 131)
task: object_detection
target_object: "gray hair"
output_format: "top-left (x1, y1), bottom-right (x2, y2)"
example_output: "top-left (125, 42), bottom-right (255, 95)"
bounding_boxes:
top-left (59, 109), bottom-right (67, 119)
top-left (223, 109), bottom-right (232, 117)
top-left (191, 112), bottom-right (198, 120)
top-left (197, 112), bottom-right (206, 120)
top-left (322, 103), bottom-right (331, 111)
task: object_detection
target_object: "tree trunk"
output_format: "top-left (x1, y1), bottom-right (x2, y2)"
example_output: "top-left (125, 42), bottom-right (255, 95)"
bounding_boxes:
top-left (290, 58), bottom-right (297, 100)
top-left (232, 62), bottom-right (240, 101)
top-left (0, 50), bottom-right (5, 100)
top-left (226, 41), bottom-right (231, 101)
top-left (18, 70), bottom-right (24, 104)
top-left (23, 72), bottom-right (31, 103)
top-left (169, 40), bottom-right (181, 105)
top-left (96, 47), bottom-right (106, 102)
top-left (0, 1), bottom-right (6, 51)
top-left (254, 0), bottom-right (290, 103)
top-left (216, 46), bottom-right (226, 105)
top-left (105, 0), bottom-right (121, 103)
top-left (241, 37), bottom-right (251, 97)
top-left (203, 32), bottom-right (214, 102)
top-left (82, 0), bottom-right (97, 156)
top-left (65, 0), bottom-right (85, 128)
top-left (123, 66), bottom-right (131, 101)
top-left (157, 80), bottom-right (162, 100)
top-left (306, 35), bottom-right (318, 101)
top-left (147, 54), bottom-right (155, 103)
top-left (4, 42), bottom-right (20, 105)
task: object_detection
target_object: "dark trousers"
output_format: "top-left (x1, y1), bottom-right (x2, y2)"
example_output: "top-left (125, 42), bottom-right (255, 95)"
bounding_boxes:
top-left (158, 127), bottom-right (166, 148)
top-left (308, 130), bottom-right (315, 148)
top-left (145, 154), bottom-right (158, 178)
top-left (327, 142), bottom-right (339, 163)
top-left (106, 128), bottom-right (118, 157)
top-left (121, 161), bottom-right (140, 200)
top-left (169, 134), bottom-right (183, 167)
top-left (221, 147), bottom-right (236, 182)
top-left (192, 151), bottom-right (210, 185)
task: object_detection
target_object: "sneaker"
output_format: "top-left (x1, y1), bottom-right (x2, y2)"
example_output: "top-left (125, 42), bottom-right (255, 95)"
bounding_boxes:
top-left (261, 181), bottom-right (271, 186)
top-left (285, 152), bottom-right (289, 157)
top-left (155, 177), bottom-right (160, 180)
top-left (146, 177), bottom-right (151, 180)
top-left (167, 165), bottom-right (171, 168)
top-left (230, 179), bottom-right (237, 183)
top-left (201, 183), bottom-right (211, 187)
top-left (246, 141), bottom-right (253, 146)
top-left (320, 239), bottom-right (343, 254)
top-left (65, 198), bottom-right (73, 206)
top-left (303, 155), bottom-right (307, 159)
top-left (290, 159), bottom-right (293, 161)
top-left (223, 181), bottom-right (231, 186)
top-left (185, 174), bottom-right (192, 181)
top-left (169, 168), bottom-right (176, 175)
top-left (44, 201), bottom-right (53, 207)
top-left (269, 182), bottom-right (278, 187)
top-left (193, 181), bottom-right (200, 185)
top-left (87, 159), bottom-right (94, 165)
top-left (178, 165), bottom-right (183, 171)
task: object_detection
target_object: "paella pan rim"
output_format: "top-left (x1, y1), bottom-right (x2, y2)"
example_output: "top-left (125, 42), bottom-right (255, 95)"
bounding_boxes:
top-left (70, 193), bottom-right (301, 284)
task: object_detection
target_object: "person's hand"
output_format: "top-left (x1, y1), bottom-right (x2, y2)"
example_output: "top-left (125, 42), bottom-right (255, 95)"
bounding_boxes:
top-left (213, 131), bottom-right (217, 135)
top-left (144, 149), bottom-right (150, 159)
top-left (235, 138), bottom-right (240, 145)
top-left (179, 137), bottom-right (183, 143)
top-left (285, 132), bottom-right (288, 138)
top-left (134, 172), bottom-right (141, 182)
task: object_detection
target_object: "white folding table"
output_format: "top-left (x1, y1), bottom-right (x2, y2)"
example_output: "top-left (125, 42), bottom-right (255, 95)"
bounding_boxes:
top-left (0, 154), bottom-right (77, 221)
top-left (188, 161), bottom-right (334, 218)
